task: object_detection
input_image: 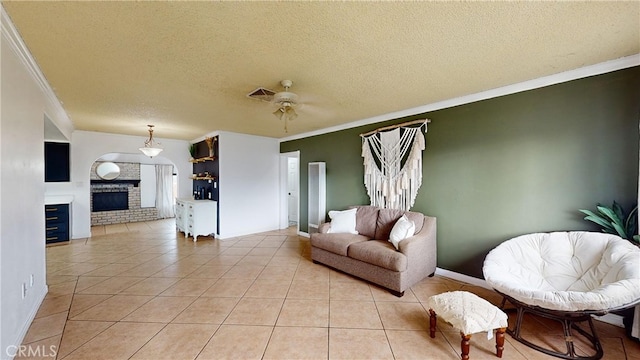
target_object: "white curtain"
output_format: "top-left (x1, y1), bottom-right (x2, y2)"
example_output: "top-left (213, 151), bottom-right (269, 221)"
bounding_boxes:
top-left (155, 165), bottom-right (174, 218)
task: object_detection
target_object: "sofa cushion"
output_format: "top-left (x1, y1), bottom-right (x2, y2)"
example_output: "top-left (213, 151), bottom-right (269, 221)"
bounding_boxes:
top-left (389, 215), bottom-right (416, 250)
top-left (327, 208), bottom-right (358, 234)
top-left (375, 208), bottom-right (405, 240)
top-left (350, 206), bottom-right (379, 239)
top-left (311, 233), bottom-right (369, 256)
top-left (374, 208), bottom-right (425, 240)
top-left (348, 240), bottom-right (408, 271)
top-left (404, 211), bottom-right (424, 233)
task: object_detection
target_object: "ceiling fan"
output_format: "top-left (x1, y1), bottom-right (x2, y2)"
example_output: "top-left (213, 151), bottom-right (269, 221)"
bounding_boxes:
top-left (247, 79), bottom-right (300, 133)
top-left (272, 80), bottom-right (299, 131)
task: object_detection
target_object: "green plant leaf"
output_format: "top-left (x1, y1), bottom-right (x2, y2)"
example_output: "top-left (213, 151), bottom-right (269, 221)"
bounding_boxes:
top-left (582, 214), bottom-right (615, 232)
top-left (579, 209), bottom-right (607, 220)
top-left (596, 206), bottom-right (623, 225)
top-left (579, 203), bottom-right (640, 241)
top-left (626, 217), bottom-right (637, 238)
top-left (625, 206), bottom-right (638, 240)
top-left (611, 221), bottom-right (628, 239)
top-left (578, 209), bottom-right (593, 216)
top-left (612, 201), bottom-right (625, 222)
top-left (578, 209), bottom-right (593, 215)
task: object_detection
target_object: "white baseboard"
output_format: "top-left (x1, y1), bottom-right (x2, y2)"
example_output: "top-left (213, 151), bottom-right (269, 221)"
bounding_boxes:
top-left (593, 313), bottom-right (625, 327)
top-left (8, 285), bottom-right (48, 359)
top-left (435, 267), bottom-right (492, 290)
top-left (298, 231), bottom-right (310, 238)
top-left (434, 268), bottom-right (625, 328)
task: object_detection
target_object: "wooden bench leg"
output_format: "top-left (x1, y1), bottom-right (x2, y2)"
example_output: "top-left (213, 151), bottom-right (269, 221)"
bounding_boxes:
top-left (428, 309), bottom-right (437, 338)
top-left (461, 332), bottom-right (471, 360)
top-left (496, 327), bottom-right (506, 358)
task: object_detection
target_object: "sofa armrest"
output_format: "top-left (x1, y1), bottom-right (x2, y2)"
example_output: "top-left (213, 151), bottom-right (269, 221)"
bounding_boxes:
top-left (318, 222), bottom-right (332, 234)
top-left (398, 216), bottom-right (437, 282)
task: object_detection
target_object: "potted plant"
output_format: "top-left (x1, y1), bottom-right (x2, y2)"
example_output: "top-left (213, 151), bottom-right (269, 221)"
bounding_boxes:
top-left (579, 201), bottom-right (639, 244)
top-left (579, 201), bottom-right (639, 340)
top-left (188, 143), bottom-right (196, 160)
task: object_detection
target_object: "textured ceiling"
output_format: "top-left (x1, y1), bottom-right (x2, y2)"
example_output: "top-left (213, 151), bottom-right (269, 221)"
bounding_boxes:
top-left (3, 1), bottom-right (639, 140)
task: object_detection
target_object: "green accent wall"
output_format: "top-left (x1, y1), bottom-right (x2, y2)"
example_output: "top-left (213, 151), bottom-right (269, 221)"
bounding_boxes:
top-left (281, 67), bottom-right (640, 279)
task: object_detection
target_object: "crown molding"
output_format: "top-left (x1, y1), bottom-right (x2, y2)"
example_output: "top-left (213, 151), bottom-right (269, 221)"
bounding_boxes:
top-left (1, 5), bottom-right (74, 139)
top-left (280, 54), bottom-right (640, 142)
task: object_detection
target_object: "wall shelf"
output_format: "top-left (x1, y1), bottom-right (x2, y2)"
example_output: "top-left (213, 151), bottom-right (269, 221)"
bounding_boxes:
top-left (190, 156), bottom-right (216, 163)
top-left (190, 137), bottom-right (219, 232)
top-left (90, 179), bottom-right (141, 187)
top-left (191, 175), bottom-right (216, 181)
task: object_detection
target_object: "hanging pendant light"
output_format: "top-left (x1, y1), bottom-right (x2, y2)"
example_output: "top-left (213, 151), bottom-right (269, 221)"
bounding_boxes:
top-left (139, 124), bottom-right (163, 158)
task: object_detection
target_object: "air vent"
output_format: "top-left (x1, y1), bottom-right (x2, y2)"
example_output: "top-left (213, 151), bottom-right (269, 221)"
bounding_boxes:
top-left (247, 87), bottom-right (276, 102)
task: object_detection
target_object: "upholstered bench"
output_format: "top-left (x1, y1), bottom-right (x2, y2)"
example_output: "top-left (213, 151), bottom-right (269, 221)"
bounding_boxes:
top-left (427, 291), bottom-right (508, 360)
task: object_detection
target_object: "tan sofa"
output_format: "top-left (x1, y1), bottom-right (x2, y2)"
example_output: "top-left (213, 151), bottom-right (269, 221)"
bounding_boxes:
top-left (310, 205), bottom-right (437, 297)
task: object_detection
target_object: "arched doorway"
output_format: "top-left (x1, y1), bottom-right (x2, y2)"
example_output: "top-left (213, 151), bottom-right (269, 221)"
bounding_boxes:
top-left (89, 152), bottom-right (178, 227)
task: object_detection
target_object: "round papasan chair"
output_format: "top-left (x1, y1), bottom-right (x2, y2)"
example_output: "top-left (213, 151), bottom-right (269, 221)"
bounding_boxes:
top-left (483, 231), bottom-right (640, 360)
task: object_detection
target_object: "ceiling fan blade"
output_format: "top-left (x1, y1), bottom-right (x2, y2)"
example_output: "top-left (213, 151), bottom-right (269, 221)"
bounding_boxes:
top-left (296, 103), bottom-right (335, 118)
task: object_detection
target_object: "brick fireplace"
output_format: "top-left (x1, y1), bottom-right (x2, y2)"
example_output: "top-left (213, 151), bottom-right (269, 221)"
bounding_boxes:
top-left (92, 190), bottom-right (128, 212)
top-left (90, 162), bottom-right (158, 226)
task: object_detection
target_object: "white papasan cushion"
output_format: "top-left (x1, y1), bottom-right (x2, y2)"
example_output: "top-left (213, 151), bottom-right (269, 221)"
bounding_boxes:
top-left (483, 231), bottom-right (640, 311)
top-left (427, 291), bottom-right (508, 335)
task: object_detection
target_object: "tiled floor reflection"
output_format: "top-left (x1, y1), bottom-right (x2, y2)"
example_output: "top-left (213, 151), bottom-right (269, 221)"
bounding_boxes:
top-left (17, 219), bottom-right (639, 359)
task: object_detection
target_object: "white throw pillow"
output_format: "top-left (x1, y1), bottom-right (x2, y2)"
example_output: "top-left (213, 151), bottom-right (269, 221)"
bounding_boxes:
top-left (389, 215), bottom-right (415, 250)
top-left (327, 208), bottom-right (359, 234)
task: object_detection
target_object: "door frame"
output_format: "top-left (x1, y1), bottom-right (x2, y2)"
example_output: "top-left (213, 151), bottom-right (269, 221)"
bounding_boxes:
top-left (279, 151), bottom-right (300, 230)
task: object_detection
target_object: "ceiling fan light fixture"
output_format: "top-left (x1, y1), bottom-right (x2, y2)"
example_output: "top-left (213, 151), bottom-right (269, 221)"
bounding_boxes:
top-left (139, 124), bottom-right (163, 158)
top-left (273, 105), bottom-right (297, 133)
top-left (285, 106), bottom-right (298, 120)
top-left (269, 80), bottom-right (300, 133)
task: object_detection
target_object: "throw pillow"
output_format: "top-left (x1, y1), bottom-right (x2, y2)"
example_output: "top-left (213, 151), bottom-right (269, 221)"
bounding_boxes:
top-left (327, 208), bottom-right (359, 234)
top-left (389, 215), bottom-right (415, 250)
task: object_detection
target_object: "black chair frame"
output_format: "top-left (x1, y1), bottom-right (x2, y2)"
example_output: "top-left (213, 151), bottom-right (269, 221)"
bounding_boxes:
top-left (497, 290), bottom-right (639, 360)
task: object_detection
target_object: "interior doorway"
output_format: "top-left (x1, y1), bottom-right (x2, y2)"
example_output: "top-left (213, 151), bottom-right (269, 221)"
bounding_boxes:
top-left (89, 153), bottom-right (177, 227)
top-left (287, 157), bottom-right (299, 226)
top-left (280, 151), bottom-right (300, 231)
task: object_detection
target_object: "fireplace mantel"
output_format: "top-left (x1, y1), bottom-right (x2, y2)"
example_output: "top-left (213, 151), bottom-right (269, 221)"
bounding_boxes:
top-left (90, 179), bottom-right (140, 187)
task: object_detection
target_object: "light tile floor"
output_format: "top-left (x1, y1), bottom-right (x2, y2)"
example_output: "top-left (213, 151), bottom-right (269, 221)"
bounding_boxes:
top-left (17, 219), bottom-right (639, 359)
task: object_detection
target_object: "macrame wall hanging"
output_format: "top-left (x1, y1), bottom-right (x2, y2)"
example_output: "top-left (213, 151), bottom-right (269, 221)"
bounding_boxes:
top-left (361, 119), bottom-right (430, 211)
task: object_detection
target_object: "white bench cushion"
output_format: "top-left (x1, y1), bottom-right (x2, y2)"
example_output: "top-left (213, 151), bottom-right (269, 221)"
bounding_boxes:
top-left (427, 291), bottom-right (508, 335)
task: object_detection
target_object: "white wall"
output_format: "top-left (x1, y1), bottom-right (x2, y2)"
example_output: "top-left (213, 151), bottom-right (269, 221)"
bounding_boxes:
top-left (216, 131), bottom-right (280, 238)
top-left (1, 14), bottom-right (51, 357)
top-left (42, 131), bottom-right (191, 239)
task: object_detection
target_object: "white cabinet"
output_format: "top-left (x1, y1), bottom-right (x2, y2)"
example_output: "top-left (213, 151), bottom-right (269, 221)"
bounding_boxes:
top-left (175, 200), bottom-right (187, 234)
top-left (175, 198), bottom-right (217, 242)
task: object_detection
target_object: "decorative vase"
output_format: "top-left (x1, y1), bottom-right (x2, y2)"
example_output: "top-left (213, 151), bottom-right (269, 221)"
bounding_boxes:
top-left (205, 137), bottom-right (215, 158)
